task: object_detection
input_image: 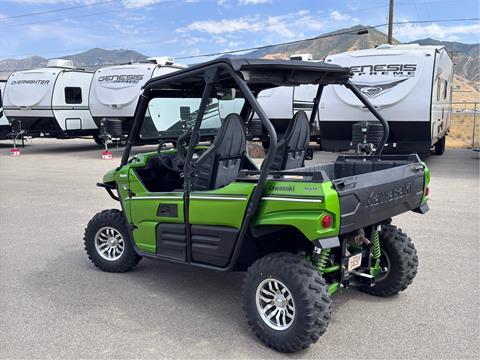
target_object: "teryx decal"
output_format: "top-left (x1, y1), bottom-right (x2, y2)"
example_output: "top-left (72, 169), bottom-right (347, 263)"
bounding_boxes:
top-left (352, 78), bottom-right (409, 99)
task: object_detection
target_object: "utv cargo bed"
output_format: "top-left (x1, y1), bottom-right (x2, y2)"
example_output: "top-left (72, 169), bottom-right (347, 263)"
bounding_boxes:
top-left (306, 154), bottom-right (426, 233)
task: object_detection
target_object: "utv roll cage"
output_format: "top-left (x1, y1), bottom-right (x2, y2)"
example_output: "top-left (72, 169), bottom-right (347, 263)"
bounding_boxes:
top-left (120, 58), bottom-right (391, 267)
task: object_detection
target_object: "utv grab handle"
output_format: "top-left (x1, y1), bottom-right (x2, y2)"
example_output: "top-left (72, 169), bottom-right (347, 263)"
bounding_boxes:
top-left (96, 182), bottom-right (120, 201)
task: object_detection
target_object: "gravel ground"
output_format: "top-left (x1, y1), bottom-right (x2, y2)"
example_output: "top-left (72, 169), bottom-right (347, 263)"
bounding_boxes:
top-left (0, 139), bottom-right (478, 359)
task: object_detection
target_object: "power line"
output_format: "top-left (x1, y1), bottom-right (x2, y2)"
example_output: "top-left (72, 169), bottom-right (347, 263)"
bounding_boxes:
top-left (0, 17), bottom-right (478, 72)
top-left (0, 0), bottom-right (117, 21)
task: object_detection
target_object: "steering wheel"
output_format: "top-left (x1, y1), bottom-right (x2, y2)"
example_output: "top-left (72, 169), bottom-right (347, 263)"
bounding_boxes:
top-left (157, 130), bottom-right (191, 173)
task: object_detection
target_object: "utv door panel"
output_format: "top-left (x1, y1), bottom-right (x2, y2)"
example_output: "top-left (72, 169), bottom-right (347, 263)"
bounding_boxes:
top-left (156, 223), bottom-right (187, 261)
top-left (191, 225), bottom-right (239, 267)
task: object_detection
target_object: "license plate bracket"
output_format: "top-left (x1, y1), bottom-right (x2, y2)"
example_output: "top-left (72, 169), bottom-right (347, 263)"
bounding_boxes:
top-left (347, 253), bottom-right (363, 272)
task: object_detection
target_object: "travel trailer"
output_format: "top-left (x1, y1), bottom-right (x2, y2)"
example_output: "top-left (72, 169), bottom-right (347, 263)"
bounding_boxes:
top-left (2, 59), bottom-right (97, 139)
top-left (89, 57), bottom-right (187, 140)
top-left (256, 45), bottom-right (453, 155)
top-left (0, 80), bottom-right (11, 140)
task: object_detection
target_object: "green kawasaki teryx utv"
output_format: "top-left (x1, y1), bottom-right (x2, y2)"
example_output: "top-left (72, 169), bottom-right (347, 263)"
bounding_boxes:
top-left (84, 58), bottom-right (430, 353)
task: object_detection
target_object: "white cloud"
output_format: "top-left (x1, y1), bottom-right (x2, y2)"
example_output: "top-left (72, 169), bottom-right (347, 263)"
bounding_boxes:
top-left (238, 0), bottom-right (271, 5)
top-left (177, 10), bottom-right (323, 38)
top-left (329, 10), bottom-right (351, 21)
top-left (178, 18), bottom-right (256, 34)
top-left (394, 22), bottom-right (480, 41)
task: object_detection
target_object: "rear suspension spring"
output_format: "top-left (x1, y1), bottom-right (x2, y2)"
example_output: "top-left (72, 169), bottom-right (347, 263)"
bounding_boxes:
top-left (314, 248), bottom-right (331, 272)
top-left (372, 226), bottom-right (381, 260)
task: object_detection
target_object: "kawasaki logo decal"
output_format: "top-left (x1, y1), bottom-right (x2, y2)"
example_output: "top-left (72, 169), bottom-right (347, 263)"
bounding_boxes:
top-left (353, 78), bottom-right (409, 98)
top-left (367, 182), bottom-right (412, 207)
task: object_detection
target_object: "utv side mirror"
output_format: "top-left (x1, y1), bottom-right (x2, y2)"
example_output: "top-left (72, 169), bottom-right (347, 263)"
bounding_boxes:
top-left (305, 147), bottom-right (314, 160)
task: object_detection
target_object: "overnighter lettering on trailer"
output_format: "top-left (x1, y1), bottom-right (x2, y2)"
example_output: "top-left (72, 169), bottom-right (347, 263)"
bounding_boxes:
top-left (367, 182), bottom-right (412, 207)
top-left (11, 80), bottom-right (50, 85)
top-left (98, 74), bottom-right (144, 84)
top-left (350, 64), bottom-right (417, 77)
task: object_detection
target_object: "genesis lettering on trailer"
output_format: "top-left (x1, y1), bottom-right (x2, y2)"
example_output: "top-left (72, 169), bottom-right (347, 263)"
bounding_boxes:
top-left (98, 75), bottom-right (144, 84)
top-left (350, 64), bottom-right (417, 77)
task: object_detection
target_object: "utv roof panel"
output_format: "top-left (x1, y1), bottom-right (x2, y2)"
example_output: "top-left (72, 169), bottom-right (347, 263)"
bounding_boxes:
top-left (143, 57), bottom-right (352, 94)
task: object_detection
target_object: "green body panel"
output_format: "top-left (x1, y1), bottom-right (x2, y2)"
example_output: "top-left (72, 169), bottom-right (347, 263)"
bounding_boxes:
top-left (421, 162), bottom-right (430, 204)
top-left (254, 181), bottom-right (340, 241)
top-left (189, 182), bottom-right (255, 228)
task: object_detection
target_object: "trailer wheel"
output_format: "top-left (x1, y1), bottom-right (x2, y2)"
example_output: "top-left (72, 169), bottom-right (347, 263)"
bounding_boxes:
top-left (434, 135), bottom-right (446, 155)
top-left (359, 224), bottom-right (418, 297)
top-left (93, 135), bottom-right (103, 146)
top-left (84, 209), bottom-right (141, 272)
top-left (242, 252), bottom-right (331, 353)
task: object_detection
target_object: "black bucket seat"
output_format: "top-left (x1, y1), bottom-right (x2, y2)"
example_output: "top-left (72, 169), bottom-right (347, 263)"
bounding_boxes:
top-left (191, 113), bottom-right (246, 191)
top-left (269, 111), bottom-right (310, 171)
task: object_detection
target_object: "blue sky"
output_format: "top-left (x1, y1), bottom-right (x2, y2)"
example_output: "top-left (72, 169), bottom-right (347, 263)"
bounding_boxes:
top-left (0, 0), bottom-right (478, 62)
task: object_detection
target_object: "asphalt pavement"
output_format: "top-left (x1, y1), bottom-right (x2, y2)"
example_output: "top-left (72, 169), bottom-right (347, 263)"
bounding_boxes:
top-left (0, 139), bottom-right (478, 359)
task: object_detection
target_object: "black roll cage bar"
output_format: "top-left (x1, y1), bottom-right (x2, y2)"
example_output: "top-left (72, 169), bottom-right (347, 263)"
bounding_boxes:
top-left (118, 60), bottom-right (390, 270)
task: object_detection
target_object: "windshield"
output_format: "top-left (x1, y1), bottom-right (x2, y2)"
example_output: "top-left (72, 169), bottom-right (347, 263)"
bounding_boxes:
top-left (140, 96), bottom-right (245, 140)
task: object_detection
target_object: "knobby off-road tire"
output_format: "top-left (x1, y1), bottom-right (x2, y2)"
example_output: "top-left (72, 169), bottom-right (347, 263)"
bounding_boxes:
top-left (84, 209), bottom-right (141, 272)
top-left (360, 224), bottom-right (418, 297)
top-left (242, 252), bottom-right (331, 353)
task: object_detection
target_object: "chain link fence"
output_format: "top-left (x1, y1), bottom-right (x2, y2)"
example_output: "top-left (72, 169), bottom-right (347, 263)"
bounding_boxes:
top-left (449, 102), bottom-right (479, 150)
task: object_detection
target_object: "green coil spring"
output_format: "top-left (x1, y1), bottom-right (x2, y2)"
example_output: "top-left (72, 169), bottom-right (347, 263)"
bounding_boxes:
top-left (316, 248), bottom-right (331, 272)
top-left (372, 227), bottom-right (381, 260)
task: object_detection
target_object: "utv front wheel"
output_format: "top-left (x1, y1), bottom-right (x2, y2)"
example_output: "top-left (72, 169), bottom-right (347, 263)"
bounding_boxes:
top-left (84, 209), bottom-right (141, 272)
top-left (242, 253), bottom-right (331, 353)
top-left (359, 224), bottom-right (418, 297)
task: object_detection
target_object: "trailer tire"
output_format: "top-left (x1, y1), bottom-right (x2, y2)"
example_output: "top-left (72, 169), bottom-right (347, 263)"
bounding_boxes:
top-left (93, 135), bottom-right (103, 146)
top-left (434, 135), bottom-right (446, 155)
top-left (359, 224), bottom-right (418, 297)
top-left (84, 209), bottom-right (141, 272)
top-left (242, 252), bottom-right (331, 353)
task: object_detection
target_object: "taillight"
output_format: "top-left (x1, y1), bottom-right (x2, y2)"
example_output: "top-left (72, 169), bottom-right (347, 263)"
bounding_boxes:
top-left (322, 215), bottom-right (332, 228)
top-left (425, 187), bottom-right (430, 196)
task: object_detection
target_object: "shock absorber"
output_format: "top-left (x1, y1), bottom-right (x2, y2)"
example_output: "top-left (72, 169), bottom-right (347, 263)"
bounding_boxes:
top-left (371, 225), bottom-right (382, 275)
top-left (312, 247), bottom-right (331, 272)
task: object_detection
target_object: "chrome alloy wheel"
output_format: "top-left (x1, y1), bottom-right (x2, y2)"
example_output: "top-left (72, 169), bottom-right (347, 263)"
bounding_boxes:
top-left (256, 278), bottom-right (295, 331)
top-left (94, 226), bottom-right (125, 261)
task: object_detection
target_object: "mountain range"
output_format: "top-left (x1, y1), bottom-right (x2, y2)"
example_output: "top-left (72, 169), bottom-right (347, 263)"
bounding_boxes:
top-left (0, 25), bottom-right (478, 83)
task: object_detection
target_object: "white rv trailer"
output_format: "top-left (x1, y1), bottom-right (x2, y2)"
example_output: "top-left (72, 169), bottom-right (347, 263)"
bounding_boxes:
top-left (3, 59), bottom-right (97, 138)
top-left (89, 57), bottom-right (187, 139)
top-left (0, 80), bottom-right (11, 139)
top-left (256, 44), bottom-right (453, 154)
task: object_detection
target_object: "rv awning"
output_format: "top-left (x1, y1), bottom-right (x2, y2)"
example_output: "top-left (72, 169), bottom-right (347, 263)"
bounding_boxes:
top-left (143, 57), bottom-right (352, 96)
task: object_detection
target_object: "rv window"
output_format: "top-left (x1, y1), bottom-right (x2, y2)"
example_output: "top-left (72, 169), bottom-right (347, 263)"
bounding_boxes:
top-left (140, 97), bottom-right (245, 141)
top-left (436, 80), bottom-right (441, 101)
top-left (443, 80), bottom-right (448, 100)
top-left (65, 87), bottom-right (82, 104)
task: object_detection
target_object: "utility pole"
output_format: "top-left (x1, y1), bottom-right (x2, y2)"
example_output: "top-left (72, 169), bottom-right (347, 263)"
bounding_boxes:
top-left (387, 0), bottom-right (394, 44)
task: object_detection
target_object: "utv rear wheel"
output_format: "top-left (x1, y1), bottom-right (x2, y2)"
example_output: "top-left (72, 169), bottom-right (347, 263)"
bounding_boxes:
top-left (434, 135), bottom-right (446, 155)
top-left (84, 209), bottom-right (141, 272)
top-left (242, 253), bottom-right (331, 353)
top-left (359, 224), bottom-right (418, 297)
